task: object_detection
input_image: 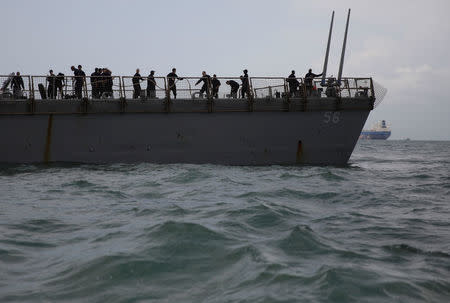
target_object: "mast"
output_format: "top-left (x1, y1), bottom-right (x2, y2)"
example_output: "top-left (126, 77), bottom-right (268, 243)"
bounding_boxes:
top-left (337, 8), bottom-right (351, 86)
top-left (321, 11), bottom-right (335, 86)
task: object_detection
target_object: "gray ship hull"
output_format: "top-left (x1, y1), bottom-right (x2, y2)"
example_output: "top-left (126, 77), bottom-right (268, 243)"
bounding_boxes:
top-left (0, 109), bottom-right (370, 165)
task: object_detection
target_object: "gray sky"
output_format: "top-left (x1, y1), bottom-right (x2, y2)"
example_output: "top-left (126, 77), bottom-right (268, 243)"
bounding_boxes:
top-left (2, 0), bottom-right (449, 140)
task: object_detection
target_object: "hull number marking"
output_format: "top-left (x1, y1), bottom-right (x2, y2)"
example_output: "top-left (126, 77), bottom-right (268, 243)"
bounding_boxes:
top-left (323, 111), bottom-right (340, 124)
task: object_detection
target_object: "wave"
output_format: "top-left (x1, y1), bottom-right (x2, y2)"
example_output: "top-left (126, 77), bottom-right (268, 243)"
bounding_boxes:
top-left (62, 180), bottom-right (97, 188)
top-left (166, 169), bottom-right (212, 184)
top-left (225, 203), bottom-right (306, 230)
top-left (134, 191), bottom-right (166, 201)
top-left (8, 218), bottom-right (78, 234)
top-left (145, 221), bottom-right (229, 242)
top-left (39, 226), bottom-right (265, 301)
top-left (235, 188), bottom-right (340, 201)
top-left (91, 231), bottom-right (128, 244)
top-left (278, 225), bottom-right (332, 256)
top-left (0, 238), bottom-right (56, 248)
top-left (310, 266), bottom-right (427, 302)
top-left (0, 248), bottom-right (27, 263)
top-left (383, 243), bottom-right (450, 258)
top-left (1, 141), bottom-right (449, 302)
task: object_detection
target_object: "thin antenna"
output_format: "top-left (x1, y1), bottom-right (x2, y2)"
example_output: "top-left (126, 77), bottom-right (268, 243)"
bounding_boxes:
top-left (337, 8), bottom-right (351, 85)
top-left (321, 11), bottom-right (334, 86)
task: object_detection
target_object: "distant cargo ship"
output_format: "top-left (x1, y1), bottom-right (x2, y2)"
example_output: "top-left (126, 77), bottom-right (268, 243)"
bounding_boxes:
top-left (360, 120), bottom-right (391, 140)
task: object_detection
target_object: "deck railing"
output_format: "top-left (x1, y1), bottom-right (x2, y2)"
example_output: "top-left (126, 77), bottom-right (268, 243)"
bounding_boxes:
top-left (0, 74), bottom-right (374, 101)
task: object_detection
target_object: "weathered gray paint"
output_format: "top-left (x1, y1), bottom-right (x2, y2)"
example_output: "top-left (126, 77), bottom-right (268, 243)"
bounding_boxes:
top-left (0, 97), bottom-right (372, 165)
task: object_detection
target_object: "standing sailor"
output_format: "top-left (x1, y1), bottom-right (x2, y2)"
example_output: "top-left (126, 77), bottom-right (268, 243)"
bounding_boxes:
top-left (287, 70), bottom-right (300, 97)
top-left (211, 74), bottom-right (221, 99)
top-left (11, 72), bottom-right (24, 98)
top-left (47, 70), bottom-right (56, 99)
top-left (71, 65), bottom-right (86, 99)
top-left (90, 68), bottom-right (100, 98)
top-left (195, 71), bottom-right (211, 98)
top-left (304, 68), bottom-right (322, 96)
top-left (55, 72), bottom-right (65, 99)
top-left (132, 68), bottom-right (143, 99)
top-left (146, 70), bottom-right (156, 99)
top-left (98, 68), bottom-right (106, 97)
top-left (102, 68), bottom-right (113, 97)
top-left (240, 69), bottom-right (250, 98)
top-left (167, 68), bottom-right (183, 99)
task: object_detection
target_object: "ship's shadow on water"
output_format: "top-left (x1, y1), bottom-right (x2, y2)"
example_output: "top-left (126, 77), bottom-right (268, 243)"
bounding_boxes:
top-left (0, 141), bottom-right (449, 302)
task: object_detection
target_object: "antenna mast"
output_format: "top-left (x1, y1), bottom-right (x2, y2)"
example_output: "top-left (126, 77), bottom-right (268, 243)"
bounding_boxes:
top-left (337, 9), bottom-right (351, 85)
top-left (321, 11), bottom-right (335, 86)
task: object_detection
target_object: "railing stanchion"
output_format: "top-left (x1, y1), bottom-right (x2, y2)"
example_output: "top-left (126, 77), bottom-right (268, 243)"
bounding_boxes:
top-left (83, 77), bottom-right (88, 99)
top-left (28, 76), bottom-right (34, 114)
top-left (301, 78), bottom-right (307, 112)
top-left (30, 76), bottom-right (35, 100)
top-left (346, 79), bottom-right (351, 97)
top-left (248, 78), bottom-right (254, 112)
top-left (121, 76), bottom-right (126, 99)
top-left (118, 76), bottom-right (123, 98)
top-left (284, 79), bottom-right (290, 112)
top-left (207, 78), bottom-right (213, 113)
top-left (64, 76), bottom-right (68, 97)
top-left (370, 78), bottom-right (375, 99)
top-left (165, 78), bottom-right (171, 113)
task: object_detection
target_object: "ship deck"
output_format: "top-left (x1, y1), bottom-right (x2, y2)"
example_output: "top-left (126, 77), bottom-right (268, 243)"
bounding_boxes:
top-left (0, 97), bottom-right (373, 115)
top-left (1, 75), bottom-right (375, 114)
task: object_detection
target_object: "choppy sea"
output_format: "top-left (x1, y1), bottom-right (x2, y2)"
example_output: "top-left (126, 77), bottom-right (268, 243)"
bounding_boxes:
top-left (0, 140), bottom-right (449, 303)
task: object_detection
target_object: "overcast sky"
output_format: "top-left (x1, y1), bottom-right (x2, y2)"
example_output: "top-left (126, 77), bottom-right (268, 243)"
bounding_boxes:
top-left (2, 0), bottom-right (449, 140)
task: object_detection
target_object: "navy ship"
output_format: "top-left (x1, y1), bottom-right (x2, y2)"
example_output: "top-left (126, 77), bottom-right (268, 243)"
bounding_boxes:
top-left (0, 10), bottom-right (385, 165)
top-left (360, 120), bottom-right (391, 140)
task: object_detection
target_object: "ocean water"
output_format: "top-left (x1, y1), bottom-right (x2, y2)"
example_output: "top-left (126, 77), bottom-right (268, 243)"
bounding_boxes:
top-left (0, 140), bottom-right (449, 303)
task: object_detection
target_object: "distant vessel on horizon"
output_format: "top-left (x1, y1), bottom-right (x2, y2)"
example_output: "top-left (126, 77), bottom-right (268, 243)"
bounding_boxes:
top-left (360, 120), bottom-right (391, 140)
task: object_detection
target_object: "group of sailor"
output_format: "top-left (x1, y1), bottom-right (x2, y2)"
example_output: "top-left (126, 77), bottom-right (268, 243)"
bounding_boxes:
top-left (131, 68), bottom-right (323, 99)
top-left (5, 67), bottom-right (326, 99)
top-left (130, 67), bottom-right (326, 99)
top-left (131, 68), bottom-right (251, 99)
top-left (287, 69), bottom-right (323, 97)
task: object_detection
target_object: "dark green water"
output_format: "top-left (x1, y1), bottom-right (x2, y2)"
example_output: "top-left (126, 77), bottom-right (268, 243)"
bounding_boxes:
top-left (0, 140), bottom-right (449, 302)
